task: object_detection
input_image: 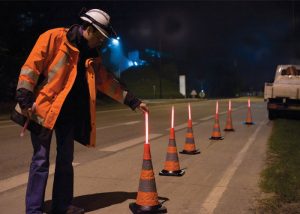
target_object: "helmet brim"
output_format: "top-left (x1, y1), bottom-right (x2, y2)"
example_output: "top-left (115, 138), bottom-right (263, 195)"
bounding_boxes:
top-left (80, 16), bottom-right (109, 38)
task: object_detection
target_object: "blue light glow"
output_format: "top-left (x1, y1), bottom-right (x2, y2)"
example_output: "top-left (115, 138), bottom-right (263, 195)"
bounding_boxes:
top-left (101, 38), bottom-right (149, 77)
top-left (128, 61), bottom-right (133, 66)
top-left (111, 38), bottom-right (119, 46)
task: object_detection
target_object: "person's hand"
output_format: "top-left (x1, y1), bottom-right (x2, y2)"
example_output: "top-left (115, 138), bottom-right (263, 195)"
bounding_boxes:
top-left (138, 102), bottom-right (149, 114)
top-left (21, 103), bottom-right (36, 118)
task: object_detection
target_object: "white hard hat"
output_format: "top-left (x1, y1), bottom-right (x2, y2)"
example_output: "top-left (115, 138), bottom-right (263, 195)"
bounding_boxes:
top-left (80, 8), bottom-right (111, 38)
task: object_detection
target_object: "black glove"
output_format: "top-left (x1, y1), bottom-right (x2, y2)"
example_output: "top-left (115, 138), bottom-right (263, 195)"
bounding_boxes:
top-left (124, 91), bottom-right (141, 111)
top-left (15, 88), bottom-right (35, 109)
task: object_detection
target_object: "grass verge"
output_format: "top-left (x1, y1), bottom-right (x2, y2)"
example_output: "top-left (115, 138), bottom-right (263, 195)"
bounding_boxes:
top-left (256, 119), bottom-right (300, 213)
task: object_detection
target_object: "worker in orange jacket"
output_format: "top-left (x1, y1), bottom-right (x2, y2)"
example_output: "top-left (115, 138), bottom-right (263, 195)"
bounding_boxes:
top-left (11, 8), bottom-right (148, 214)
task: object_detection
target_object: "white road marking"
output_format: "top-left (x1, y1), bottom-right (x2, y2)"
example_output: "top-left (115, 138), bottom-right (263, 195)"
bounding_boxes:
top-left (200, 120), bottom-right (267, 213)
top-left (199, 116), bottom-right (214, 121)
top-left (0, 120), bottom-right (141, 130)
top-left (0, 162), bottom-right (80, 193)
top-left (123, 121), bottom-right (141, 125)
top-left (96, 108), bottom-right (128, 114)
top-left (165, 122), bottom-right (198, 131)
top-left (0, 120), bottom-right (13, 124)
top-left (99, 134), bottom-right (162, 152)
top-left (96, 120), bottom-right (140, 130)
top-left (198, 108), bottom-right (241, 122)
top-left (0, 124), bottom-right (18, 129)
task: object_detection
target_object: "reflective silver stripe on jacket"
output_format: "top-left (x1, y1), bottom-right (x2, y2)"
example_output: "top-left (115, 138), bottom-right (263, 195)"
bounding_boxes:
top-left (17, 79), bottom-right (34, 91)
top-left (20, 69), bottom-right (39, 83)
top-left (47, 52), bottom-right (69, 83)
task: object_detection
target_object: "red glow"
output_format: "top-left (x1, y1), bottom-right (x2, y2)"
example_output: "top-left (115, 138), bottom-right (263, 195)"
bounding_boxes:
top-left (145, 112), bottom-right (149, 144)
top-left (171, 106), bottom-right (174, 128)
top-left (188, 103), bottom-right (191, 120)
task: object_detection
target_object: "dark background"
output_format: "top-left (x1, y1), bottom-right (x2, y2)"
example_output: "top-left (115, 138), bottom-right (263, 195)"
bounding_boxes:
top-left (0, 0), bottom-right (299, 102)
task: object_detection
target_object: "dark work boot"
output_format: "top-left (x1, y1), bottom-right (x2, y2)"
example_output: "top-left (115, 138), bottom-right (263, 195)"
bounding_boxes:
top-left (66, 205), bottom-right (85, 214)
top-left (52, 205), bottom-right (85, 214)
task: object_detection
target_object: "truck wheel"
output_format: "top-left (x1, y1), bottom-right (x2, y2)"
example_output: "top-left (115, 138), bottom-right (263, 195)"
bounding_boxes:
top-left (268, 110), bottom-right (276, 120)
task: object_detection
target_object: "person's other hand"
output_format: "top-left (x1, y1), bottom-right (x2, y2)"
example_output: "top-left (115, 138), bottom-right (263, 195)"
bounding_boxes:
top-left (21, 103), bottom-right (36, 118)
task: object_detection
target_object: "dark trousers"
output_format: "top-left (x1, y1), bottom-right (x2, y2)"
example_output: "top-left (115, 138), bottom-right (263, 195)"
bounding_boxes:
top-left (26, 122), bottom-right (75, 214)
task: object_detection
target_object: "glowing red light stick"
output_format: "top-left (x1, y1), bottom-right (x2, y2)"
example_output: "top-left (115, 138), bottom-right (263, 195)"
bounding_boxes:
top-left (145, 112), bottom-right (149, 144)
top-left (188, 103), bottom-right (191, 120)
top-left (20, 113), bottom-right (30, 137)
top-left (248, 98), bottom-right (251, 108)
top-left (20, 103), bottom-right (36, 137)
top-left (171, 106), bottom-right (174, 128)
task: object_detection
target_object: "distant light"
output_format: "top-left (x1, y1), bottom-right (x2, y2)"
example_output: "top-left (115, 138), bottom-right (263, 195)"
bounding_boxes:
top-left (111, 38), bottom-right (119, 46)
top-left (134, 61), bottom-right (138, 66)
top-left (128, 61), bottom-right (133, 66)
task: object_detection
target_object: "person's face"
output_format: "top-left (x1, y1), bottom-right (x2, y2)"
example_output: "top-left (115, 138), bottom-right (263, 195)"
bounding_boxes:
top-left (84, 26), bottom-right (107, 49)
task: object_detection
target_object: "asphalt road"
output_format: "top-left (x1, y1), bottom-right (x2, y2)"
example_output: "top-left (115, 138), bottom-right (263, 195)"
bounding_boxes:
top-left (0, 98), bottom-right (271, 213)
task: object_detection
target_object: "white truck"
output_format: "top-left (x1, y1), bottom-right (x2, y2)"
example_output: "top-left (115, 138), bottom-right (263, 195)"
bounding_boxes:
top-left (264, 65), bottom-right (300, 120)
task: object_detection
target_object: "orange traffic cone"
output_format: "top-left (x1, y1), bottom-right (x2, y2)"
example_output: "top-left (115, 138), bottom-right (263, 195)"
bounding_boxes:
top-left (130, 113), bottom-right (167, 213)
top-left (209, 101), bottom-right (224, 140)
top-left (224, 100), bottom-right (235, 131)
top-left (160, 107), bottom-right (185, 176)
top-left (244, 98), bottom-right (254, 125)
top-left (180, 104), bottom-right (200, 155)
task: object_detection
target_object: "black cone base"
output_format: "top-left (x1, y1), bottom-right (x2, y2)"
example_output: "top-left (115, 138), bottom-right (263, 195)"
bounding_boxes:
top-left (159, 169), bottom-right (185, 176)
top-left (209, 136), bottom-right (224, 140)
top-left (129, 203), bottom-right (167, 214)
top-left (179, 149), bottom-right (200, 155)
top-left (244, 122), bottom-right (254, 125)
top-left (224, 128), bottom-right (235, 131)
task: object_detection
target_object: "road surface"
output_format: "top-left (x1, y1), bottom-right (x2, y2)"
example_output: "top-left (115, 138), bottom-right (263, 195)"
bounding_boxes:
top-left (0, 99), bottom-right (271, 213)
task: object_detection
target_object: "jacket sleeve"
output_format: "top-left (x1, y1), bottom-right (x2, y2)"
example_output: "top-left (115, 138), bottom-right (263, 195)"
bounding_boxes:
top-left (95, 65), bottom-right (141, 110)
top-left (16, 30), bottom-right (55, 92)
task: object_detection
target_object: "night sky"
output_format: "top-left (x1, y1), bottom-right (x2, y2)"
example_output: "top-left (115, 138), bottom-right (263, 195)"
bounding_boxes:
top-left (0, 0), bottom-right (299, 99)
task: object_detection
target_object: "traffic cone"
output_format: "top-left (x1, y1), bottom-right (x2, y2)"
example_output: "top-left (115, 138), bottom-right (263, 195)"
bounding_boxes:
top-left (130, 113), bottom-right (167, 213)
top-left (244, 98), bottom-right (254, 125)
top-left (224, 100), bottom-right (235, 131)
top-left (209, 101), bottom-right (224, 140)
top-left (180, 104), bottom-right (200, 155)
top-left (130, 144), bottom-right (167, 213)
top-left (159, 108), bottom-right (185, 176)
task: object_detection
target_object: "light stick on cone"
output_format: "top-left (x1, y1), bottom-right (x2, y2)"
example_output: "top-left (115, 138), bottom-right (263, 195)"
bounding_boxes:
top-left (145, 111), bottom-right (149, 144)
top-left (180, 103), bottom-right (200, 155)
top-left (160, 106), bottom-right (185, 176)
top-left (171, 106), bottom-right (174, 128)
top-left (188, 103), bottom-right (191, 120)
top-left (244, 97), bottom-right (254, 125)
top-left (209, 101), bottom-right (224, 140)
top-left (224, 100), bottom-right (235, 131)
top-left (129, 112), bottom-right (167, 213)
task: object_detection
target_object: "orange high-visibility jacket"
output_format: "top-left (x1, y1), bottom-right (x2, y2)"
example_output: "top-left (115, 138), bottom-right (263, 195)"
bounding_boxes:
top-left (13, 28), bottom-right (129, 147)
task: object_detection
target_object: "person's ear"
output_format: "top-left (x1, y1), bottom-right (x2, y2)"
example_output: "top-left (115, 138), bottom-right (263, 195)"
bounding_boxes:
top-left (86, 26), bottom-right (93, 35)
